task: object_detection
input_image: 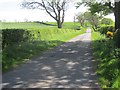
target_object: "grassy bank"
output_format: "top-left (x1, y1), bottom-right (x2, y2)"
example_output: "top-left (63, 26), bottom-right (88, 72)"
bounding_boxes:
top-left (92, 31), bottom-right (119, 88)
top-left (2, 22), bottom-right (86, 72)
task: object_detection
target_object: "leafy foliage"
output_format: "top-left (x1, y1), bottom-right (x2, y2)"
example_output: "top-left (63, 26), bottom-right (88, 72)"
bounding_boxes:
top-left (76, 13), bottom-right (85, 26)
top-left (76, 12), bottom-right (100, 30)
top-left (2, 29), bottom-right (32, 49)
top-left (97, 25), bottom-right (114, 35)
top-left (88, 2), bottom-right (113, 16)
top-left (92, 31), bottom-right (119, 88)
top-left (101, 18), bottom-right (114, 25)
top-left (76, 1), bottom-right (114, 16)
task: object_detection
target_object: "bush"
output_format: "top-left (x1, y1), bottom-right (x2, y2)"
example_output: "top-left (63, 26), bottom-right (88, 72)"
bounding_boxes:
top-left (92, 32), bottom-right (119, 88)
top-left (2, 29), bottom-right (32, 49)
top-left (101, 18), bottom-right (114, 25)
top-left (97, 25), bottom-right (114, 35)
top-left (73, 26), bottom-right (81, 30)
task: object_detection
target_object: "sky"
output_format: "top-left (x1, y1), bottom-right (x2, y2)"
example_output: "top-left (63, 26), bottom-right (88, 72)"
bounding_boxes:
top-left (0, 0), bottom-right (115, 22)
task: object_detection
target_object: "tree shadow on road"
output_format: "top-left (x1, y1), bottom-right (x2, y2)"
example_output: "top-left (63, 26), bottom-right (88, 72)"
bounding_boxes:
top-left (2, 39), bottom-right (101, 89)
top-left (2, 40), bottom-right (65, 72)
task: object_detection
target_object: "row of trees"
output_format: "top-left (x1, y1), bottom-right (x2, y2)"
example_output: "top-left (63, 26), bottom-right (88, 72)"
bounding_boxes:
top-left (76, 12), bottom-right (100, 31)
top-left (76, 12), bottom-right (114, 30)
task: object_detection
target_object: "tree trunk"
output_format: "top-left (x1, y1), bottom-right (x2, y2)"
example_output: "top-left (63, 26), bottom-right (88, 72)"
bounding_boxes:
top-left (57, 21), bottom-right (62, 28)
top-left (57, 10), bottom-right (62, 28)
top-left (114, 1), bottom-right (120, 48)
top-left (115, 2), bottom-right (120, 30)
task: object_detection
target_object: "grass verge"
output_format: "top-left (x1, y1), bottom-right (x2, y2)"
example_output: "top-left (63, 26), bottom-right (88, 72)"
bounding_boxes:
top-left (92, 31), bottom-right (119, 88)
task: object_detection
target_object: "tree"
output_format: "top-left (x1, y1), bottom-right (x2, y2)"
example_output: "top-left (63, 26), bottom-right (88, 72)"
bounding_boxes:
top-left (21, 0), bottom-right (71, 28)
top-left (84, 12), bottom-right (100, 31)
top-left (114, 1), bottom-right (120, 48)
top-left (114, 1), bottom-right (120, 30)
top-left (76, 0), bottom-right (114, 17)
top-left (76, 12), bottom-right (100, 31)
top-left (76, 13), bottom-right (85, 26)
top-left (76, 0), bottom-right (120, 29)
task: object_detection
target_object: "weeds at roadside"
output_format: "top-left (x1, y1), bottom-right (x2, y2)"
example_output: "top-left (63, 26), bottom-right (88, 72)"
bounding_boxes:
top-left (92, 31), bottom-right (119, 88)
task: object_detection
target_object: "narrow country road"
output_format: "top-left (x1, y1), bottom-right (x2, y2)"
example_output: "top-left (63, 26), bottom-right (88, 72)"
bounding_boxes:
top-left (2, 28), bottom-right (100, 88)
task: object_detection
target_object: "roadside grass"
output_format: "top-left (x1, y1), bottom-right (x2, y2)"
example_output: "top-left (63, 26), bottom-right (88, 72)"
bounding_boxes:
top-left (92, 31), bottom-right (119, 88)
top-left (2, 22), bottom-right (86, 72)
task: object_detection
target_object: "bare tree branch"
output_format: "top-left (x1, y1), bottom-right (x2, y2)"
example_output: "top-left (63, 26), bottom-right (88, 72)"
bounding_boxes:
top-left (21, 0), bottom-right (70, 28)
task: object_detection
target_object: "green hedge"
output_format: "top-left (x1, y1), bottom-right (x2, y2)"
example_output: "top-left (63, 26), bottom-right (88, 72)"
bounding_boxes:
top-left (2, 29), bottom-right (32, 49)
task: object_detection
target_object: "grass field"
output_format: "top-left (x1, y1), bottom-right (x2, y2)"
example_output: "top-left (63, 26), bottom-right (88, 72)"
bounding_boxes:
top-left (1, 22), bottom-right (86, 72)
top-left (0, 22), bottom-right (54, 29)
top-left (0, 22), bottom-right (82, 29)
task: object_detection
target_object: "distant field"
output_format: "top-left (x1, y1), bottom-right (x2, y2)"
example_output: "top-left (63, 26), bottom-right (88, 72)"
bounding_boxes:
top-left (0, 22), bottom-right (81, 29)
top-left (0, 22), bottom-right (54, 29)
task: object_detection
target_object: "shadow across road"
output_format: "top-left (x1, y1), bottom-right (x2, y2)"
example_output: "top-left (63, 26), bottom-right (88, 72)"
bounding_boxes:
top-left (2, 31), bottom-right (100, 88)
